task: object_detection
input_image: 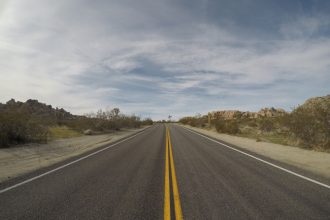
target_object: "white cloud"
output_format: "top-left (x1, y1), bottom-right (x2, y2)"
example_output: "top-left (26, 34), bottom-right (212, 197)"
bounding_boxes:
top-left (0, 0), bottom-right (329, 119)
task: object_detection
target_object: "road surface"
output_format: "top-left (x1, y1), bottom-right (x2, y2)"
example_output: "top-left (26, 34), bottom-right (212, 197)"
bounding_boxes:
top-left (0, 124), bottom-right (329, 219)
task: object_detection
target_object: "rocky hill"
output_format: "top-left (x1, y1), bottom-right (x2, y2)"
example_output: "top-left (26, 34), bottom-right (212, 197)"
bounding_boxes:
top-left (209, 107), bottom-right (287, 120)
top-left (0, 99), bottom-right (75, 120)
top-left (0, 99), bottom-right (149, 147)
top-left (180, 94), bottom-right (330, 151)
top-left (299, 95), bottom-right (330, 111)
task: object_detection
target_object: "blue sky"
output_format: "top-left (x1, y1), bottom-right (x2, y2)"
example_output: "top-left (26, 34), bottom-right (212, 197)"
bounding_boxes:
top-left (0, 0), bottom-right (329, 119)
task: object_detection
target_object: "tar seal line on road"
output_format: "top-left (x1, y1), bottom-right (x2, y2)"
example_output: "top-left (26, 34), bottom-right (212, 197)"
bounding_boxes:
top-left (164, 126), bottom-right (171, 220)
top-left (164, 126), bottom-right (183, 220)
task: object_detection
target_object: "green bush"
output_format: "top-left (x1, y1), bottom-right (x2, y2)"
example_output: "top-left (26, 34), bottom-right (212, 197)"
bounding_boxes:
top-left (214, 119), bottom-right (225, 132)
top-left (287, 103), bottom-right (330, 150)
top-left (245, 119), bottom-right (257, 127)
top-left (225, 120), bottom-right (240, 134)
top-left (141, 118), bottom-right (153, 126)
top-left (0, 111), bottom-right (48, 147)
top-left (178, 116), bottom-right (208, 127)
top-left (258, 118), bottom-right (275, 132)
top-left (0, 103), bottom-right (151, 147)
top-left (62, 110), bottom-right (144, 132)
top-left (215, 119), bottom-right (240, 134)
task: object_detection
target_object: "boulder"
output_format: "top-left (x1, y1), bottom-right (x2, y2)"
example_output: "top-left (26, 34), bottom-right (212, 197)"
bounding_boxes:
top-left (83, 129), bottom-right (93, 135)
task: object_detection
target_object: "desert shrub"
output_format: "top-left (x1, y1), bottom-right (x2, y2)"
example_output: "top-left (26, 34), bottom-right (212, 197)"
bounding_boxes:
top-left (0, 111), bottom-right (29, 146)
top-left (0, 102), bottom-right (150, 147)
top-left (179, 115), bottom-right (207, 127)
top-left (117, 115), bottom-right (141, 129)
top-left (287, 103), bottom-right (330, 149)
top-left (62, 109), bottom-right (144, 132)
top-left (0, 132), bottom-right (9, 147)
top-left (27, 122), bottom-right (48, 143)
top-left (215, 119), bottom-right (240, 134)
top-left (62, 117), bottom-right (96, 131)
top-left (224, 120), bottom-right (240, 134)
top-left (179, 117), bottom-right (192, 125)
top-left (247, 119), bottom-right (258, 127)
top-left (189, 119), bottom-right (197, 127)
top-left (214, 119), bottom-right (225, 132)
top-left (233, 111), bottom-right (243, 119)
top-left (0, 111), bottom-right (48, 147)
top-left (141, 118), bottom-right (153, 126)
top-left (258, 118), bottom-right (275, 132)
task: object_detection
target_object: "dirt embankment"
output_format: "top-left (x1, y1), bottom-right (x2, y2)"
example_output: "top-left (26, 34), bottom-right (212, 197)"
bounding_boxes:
top-left (0, 127), bottom-right (149, 183)
top-left (180, 124), bottom-right (330, 179)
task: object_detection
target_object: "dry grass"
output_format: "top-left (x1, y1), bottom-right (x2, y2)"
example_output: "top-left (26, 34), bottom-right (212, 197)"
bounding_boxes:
top-left (48, 126), bottom-right (82, 139)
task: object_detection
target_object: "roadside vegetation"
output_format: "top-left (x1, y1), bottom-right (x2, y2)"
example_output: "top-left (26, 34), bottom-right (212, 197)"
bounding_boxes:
top-left (48, 126), bottom-right (82, 139)
top-left (179, 95), bottom-right (330, 151)
top-left (0, 99), bottom-right (153, 148)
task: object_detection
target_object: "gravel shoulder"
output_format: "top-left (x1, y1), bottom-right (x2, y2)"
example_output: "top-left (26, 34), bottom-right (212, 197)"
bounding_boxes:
top-left (180, 124), bottom-right (330, 179)
top-left (0, 127), bottom-right (149, 183)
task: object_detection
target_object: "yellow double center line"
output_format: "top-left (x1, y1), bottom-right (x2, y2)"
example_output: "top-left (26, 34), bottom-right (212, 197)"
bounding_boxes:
top-left (164, 126), bottom-right (183, 220)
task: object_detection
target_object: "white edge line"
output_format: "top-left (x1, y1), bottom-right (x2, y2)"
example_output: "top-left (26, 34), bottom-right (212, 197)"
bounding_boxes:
top-left (181, 126), bottom-right (330, 190)
top-left (0, 127), bottom-right (151, 194)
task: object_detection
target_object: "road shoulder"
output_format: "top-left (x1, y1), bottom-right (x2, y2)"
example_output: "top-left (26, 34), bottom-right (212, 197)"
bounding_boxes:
top-left (0, 126), bottom-right (151, 183)
top-left (179, 124), bottom-right (330, 179)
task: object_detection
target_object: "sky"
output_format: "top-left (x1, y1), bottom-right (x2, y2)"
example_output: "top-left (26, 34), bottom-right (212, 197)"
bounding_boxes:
top-left (0, 0), bottom-right (329, 120)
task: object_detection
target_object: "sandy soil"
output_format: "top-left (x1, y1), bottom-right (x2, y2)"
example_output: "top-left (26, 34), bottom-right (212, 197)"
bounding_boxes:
top-left (0, 127), bottom-right (149, 183)
top-left (180, 125), bottom-right (330, 179)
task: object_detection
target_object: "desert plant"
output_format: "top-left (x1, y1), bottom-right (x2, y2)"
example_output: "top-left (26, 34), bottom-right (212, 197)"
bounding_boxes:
top-left (0, 111), bottom-right (48, 147)
top-left (247, 119), bottom-right (258, 127)
top-left (214, 119), bottom-right (225, 132)
top-left (224, 120), bottom-right (240, 134)
top-left (179, 115), bottom-right (207, 127)
top-left (214, 119), bottom-right (240, 134)
top-left (258, 118), bottom-right (275, 132)
top-left (287, 103), bottom-right (330, 149)
top-left (141, 118), bottom-right (153, 126)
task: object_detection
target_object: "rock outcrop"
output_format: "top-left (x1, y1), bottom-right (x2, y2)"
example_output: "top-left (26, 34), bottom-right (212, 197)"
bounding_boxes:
top-left (209, 110), bottom-right (242, 120)
top-left (299, 95), bottom-right (330, 111)
top-left (0, 99), bottom-right (75, 120)
top-left (257, 107), bottom-right (287, 117)
top-left (209, 107), bottom-right (287, 120)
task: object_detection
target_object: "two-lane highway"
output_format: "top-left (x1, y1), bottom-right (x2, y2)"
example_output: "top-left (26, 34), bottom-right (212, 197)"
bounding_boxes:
top-left (0, 124), bottom-right (329, 219)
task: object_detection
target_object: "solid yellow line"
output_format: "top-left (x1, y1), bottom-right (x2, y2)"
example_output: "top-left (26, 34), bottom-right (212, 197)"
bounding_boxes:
top-left (164, 126), bottom-right (171, 220)
top-left (168, 127), bottom-right (184, 220)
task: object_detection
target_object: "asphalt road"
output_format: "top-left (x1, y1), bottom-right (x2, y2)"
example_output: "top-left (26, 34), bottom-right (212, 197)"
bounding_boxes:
top-left (0, 124), bottom-right (329, 219)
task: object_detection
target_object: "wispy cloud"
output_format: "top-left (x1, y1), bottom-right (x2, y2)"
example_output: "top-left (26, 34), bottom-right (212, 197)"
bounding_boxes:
top-left (0, 0), bottom-right (329, 119)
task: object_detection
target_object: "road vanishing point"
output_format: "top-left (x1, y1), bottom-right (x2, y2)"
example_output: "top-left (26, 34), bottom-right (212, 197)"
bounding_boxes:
top-left (0, 124), bottom-right (330, 219)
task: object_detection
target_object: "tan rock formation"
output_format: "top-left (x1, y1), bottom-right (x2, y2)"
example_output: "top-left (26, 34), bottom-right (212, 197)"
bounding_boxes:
top-left (209, 108), bottom-right (287, 120)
